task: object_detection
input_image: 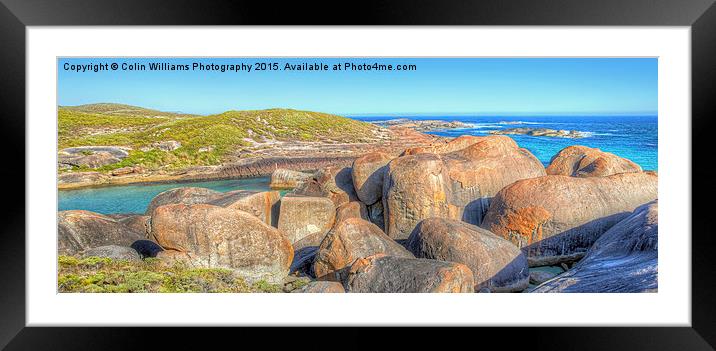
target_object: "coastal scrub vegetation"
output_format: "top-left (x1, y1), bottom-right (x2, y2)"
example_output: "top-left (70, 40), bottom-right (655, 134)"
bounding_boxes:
top-left (57, 255), bottom-right (283, 293)
top-left (59, 103), bottom-right (378, 171)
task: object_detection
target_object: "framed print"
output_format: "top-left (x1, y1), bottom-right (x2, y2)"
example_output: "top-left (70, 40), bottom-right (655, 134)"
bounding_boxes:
top-left (2, 0), bottom-right (716, 349)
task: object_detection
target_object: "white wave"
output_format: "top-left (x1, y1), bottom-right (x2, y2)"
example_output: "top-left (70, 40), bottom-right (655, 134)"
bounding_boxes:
top-left (588, 132), bottom-right (618, 136)
top-left (495, 121), bottom-right (566, 125)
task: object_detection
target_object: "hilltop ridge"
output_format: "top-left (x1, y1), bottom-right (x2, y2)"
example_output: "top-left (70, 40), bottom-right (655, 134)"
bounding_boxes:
top-left (58, 104), bottom-right (395, 179)
top-left (61, 103), bottom-right (199, 118)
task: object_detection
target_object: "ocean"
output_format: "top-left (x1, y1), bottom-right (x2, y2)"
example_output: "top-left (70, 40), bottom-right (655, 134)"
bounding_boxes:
top-left (349, 115), bottom-right (658, 172)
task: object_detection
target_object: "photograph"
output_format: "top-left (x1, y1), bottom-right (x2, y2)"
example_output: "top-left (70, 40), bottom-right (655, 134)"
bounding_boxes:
top-left (56, 57), bottom-right (658, 294)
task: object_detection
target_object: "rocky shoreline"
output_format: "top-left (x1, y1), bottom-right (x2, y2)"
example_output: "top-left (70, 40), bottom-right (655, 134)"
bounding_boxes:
top-left (369, 118), bottom-right (472, 132)
top-left (58, 126), bottom-right (444, 190)
top-left (58, 131), bottom-right (658, 293)
top-left (489, 127), bottom-right (588, 138)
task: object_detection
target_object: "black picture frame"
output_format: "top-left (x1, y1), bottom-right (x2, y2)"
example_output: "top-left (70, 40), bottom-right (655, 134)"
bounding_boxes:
top-left (1, 0), bottom-right (714, 349)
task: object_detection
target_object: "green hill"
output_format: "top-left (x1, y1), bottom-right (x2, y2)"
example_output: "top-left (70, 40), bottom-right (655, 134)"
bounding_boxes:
top-left (61, 103), bottom-right (199, 118)
top-left (58, 104), bottom-right (380, 171)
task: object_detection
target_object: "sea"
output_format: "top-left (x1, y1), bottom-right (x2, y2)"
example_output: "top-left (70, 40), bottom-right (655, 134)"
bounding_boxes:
top-left (352, 115), bottom-right (657, 172)
top-left (58, 115), bottom-right (657, 215)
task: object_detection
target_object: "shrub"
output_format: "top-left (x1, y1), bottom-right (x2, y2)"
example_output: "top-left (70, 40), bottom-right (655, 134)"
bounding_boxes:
top-left (57, 255), bottom-right (284, 293)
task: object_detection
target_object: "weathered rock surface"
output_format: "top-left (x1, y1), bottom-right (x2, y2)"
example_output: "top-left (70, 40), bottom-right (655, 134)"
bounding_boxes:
top-left (151, 203), bottom-right (293, 283)
top-left (58, 210), bottom-right (145, 255)
top-left (116, 215), bottom-right (151, 237)
top-left (277, 195), bottom-right (336, 244)
top-left (345, 254), bottom-right (475, 293)
top-left (154, 140), bottom-right (181, 151)
top-left (383, 153), bottom-right (451, 240)
top-left (546, 145), bottom-right (642, 177)
top-left (291, 232), bottom-right (326, 252)
top-left (293, 166), bottom-right (358, 207)
top-left (481, 172), bottom-right (658, 265)
top-left (209, 190), bottom-right (280, 226)
top-left (441, 136), bottom-right (546, 225)
top-left (406, 218), bottom-right (529, 292)
top-left (111, 166), bottom-right (143, 176)
top-left (60, 146), bottom-right (130, 159)
top-left (335, 201), bottom-right (369, 223)
top-left (145, 187), bottom-right (221, 215)
top-left (529, 270), bottom-right (557, 285)
top-left (292, 281), bottom-right (345, 293)
top-left (80, 245), bottom-right (141, 261)
top-left (532, 201), bottom-right (658, 293)
top-left (76, 152), bottom-right (120, 168)
top-left (270, 168), bottom-right (312, 189)
top-left (57, 171), bottom-right (108, 185)
top-left (352, 152), bottom-right (392, 205)
top-left (217, 156), bottom-right (356, 179)
top-left (403, 135), bottom-right (486, 156)
top-left (313, 218), bottom-right (414, 281)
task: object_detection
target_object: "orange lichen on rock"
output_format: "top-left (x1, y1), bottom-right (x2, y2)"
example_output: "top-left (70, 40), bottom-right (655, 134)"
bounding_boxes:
top-left (494, 206), bottom-right (553, 247)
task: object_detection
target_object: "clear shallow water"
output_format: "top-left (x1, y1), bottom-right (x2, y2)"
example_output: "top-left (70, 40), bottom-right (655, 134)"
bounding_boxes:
top-left (58, 177), bottom-right (273, 215)
top-left (351, 115), bottom-right (658, 171)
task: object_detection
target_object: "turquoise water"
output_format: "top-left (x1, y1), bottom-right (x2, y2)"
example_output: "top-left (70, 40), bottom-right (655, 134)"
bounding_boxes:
top-left (58, 177), bottom-right (272, 215)
top-left (352, 115), bottom-right (658, 171)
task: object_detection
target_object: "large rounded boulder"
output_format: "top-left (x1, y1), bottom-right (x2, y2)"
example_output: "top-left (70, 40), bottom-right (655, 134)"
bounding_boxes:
top-left (532, 201), bottom-right (658, 293)
top-left (406, 218), bottom-right (529, 292)
top-left (383, 153), bottom-right (451, 240)
top-left (345, 254), bottom-right (475, 293)
top-left (58, 210), bottom-right (145, 255)
top-left (277, 195), bottom-right (336, 244)
top-left (209, 190), bottom-right (281, 227)
top-left (335, 201), bottom-right (369, 223)
top-left (145, 187), bottom-right (221, 215)
top-left (481, 172), bottom-right (658, 265)
top-left (313, 218), bottom-right (414, 281)
top-left (382, 136), bottom-right (545, 239)
top-left (546, 145), bottom-right (642, 177)
top-left (441, 136), bottom-right (546, 225)
top-left (352, 152), bottom-right (392, 205)
top-left (293, 166), bottom-right (358, 207)
top-left (151, 203), bottom-right (293, 283)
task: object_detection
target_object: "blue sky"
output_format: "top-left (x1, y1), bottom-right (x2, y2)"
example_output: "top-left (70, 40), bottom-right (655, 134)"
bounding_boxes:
top-left (58, 58), bottom-right (657, 116)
